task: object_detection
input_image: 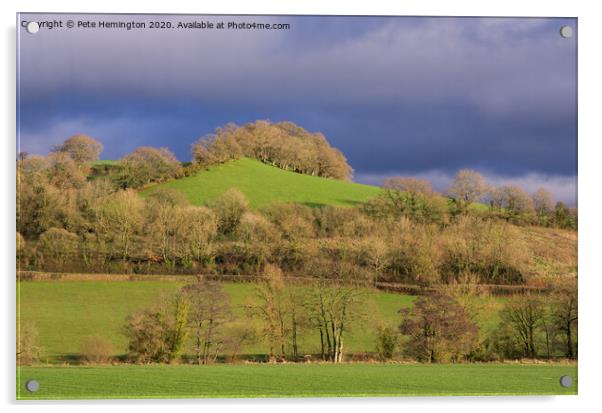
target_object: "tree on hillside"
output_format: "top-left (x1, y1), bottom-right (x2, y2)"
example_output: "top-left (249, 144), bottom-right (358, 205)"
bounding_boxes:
top-left (95, 189), bottom-right (145, 261)
top-left (191, 120), bottom-right (353, 180)
top-left (382, 176), bottom-right (448, 223)
top-left (532, 188), bottom-right (554, 216)
top-left (117, 147), bottom-right (182, 188)
top-left (46, 152), bottom-right (87, 190)
top-left (182, 280), bottom-right (232, 364)
top-left (37, 227), bottom-right (80, 270)
top-left (207, 188), bottom-right (249, 236)
top-left (499, 295), bottom-right (544, 358)
top-left (18, 155), bottom-right (48, 175)
top-left (52, 134), bottom-right (104, 164)
top-left (500, 185), bottom-right (535, 217)
top-left (447, 169), bottom-right (487, 213)
top-left (399, 292), bottom-right (479, 363)
top-left (550, 284), bottom-right (578, 358)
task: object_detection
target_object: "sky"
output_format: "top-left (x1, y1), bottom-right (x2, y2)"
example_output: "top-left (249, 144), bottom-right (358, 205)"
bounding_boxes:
top-left (17, 14), bottom-right (577, 205)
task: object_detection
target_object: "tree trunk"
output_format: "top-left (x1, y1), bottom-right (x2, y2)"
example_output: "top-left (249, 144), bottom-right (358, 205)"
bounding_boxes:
top-left (291, 308), bottom-right (298, 360)
top-left (566, 321), bottom-right (573, 358)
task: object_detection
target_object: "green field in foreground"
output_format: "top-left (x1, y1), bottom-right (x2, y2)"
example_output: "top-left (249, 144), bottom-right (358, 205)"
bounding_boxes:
top-left (141, 157), bottom-right (382, 209)
top-left (17, 363), bottom-right (577, 399)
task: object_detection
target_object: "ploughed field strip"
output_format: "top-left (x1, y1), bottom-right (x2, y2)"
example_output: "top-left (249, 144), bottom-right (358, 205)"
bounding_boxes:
top-left (17, 364), bottom-right (577, 399)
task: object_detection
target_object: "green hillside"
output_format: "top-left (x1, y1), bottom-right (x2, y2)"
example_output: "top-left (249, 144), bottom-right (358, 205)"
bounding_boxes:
top-left (140, 157), bottom-right (382, 209)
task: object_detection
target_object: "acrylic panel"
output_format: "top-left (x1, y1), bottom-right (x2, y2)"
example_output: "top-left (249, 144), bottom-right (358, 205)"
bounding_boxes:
top-left (16, 13), bottom-right (578, 399)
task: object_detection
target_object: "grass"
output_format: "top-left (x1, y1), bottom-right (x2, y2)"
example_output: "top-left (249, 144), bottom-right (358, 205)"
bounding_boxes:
top-left (17, 280), bottom-right (417, 361)
top-left (140, 157), bottom-right (383, 209)
top-left (17, 363), bottom-right (577, 399)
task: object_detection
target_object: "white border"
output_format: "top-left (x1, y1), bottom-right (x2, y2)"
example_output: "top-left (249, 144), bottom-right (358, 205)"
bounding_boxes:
top-left (2, 1), bottom-right (601, 412)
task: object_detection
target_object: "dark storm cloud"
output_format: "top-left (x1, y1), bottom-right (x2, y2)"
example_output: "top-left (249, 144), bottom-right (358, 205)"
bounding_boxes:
top-left (17, 14), bottom-right (577, 203)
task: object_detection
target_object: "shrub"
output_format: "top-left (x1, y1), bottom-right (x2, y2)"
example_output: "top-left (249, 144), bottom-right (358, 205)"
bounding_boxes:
top-left (37, 227), bottom-right (80, 270)
top-left (207, 188), bottom-right (249, 236)
top-left (80, 335), bottom-right (114, 364)
top-left (17, 322), bottom-right (42, 365)
top-left (375, 325), bottom-right (398, 360)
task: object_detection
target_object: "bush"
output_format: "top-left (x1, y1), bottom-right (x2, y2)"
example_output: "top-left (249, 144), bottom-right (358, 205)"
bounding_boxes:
top-left (17, 322), bottom-right (41, 365)
top-left (208, 188), bottom-right (249, 236)
top-left (375, 326), bottom-right (398, 360)
top-left (80, 335), bottom-right (114, 364)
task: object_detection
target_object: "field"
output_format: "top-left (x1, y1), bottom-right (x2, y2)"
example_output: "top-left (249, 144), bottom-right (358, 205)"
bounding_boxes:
top-left (18, 279), bottom-right (574, 399)
top-left (140, 157), bottom-right (382, 209)
top-left (18, 280), bottom-right (419, 361)
top-left (17, 363), bottom-right (577, 399)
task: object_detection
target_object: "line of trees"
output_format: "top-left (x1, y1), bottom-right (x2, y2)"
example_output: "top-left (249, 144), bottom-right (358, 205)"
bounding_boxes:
top-left (17, 134), bottom-right (576, 286)
top-left (191, 120), bottom-right (353, 180)
top-left (19, 279), bottom-right (576, 366)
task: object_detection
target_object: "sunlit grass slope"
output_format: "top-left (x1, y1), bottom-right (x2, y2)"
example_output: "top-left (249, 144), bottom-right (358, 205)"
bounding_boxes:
top-left (141, 157), bottom-right (382, 209)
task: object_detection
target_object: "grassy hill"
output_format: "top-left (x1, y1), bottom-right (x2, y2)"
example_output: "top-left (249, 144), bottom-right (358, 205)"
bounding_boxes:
top-left (140, 158), bottom-right (382, 209)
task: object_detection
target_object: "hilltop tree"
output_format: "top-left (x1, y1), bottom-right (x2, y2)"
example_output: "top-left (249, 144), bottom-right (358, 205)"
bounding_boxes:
top-left (52, 134), bottom-right (103, 164)
top-left (118, 147), bottom-right (182, 188)
top-left (532, 188), bottom-right (554, 216)
top-left (447, 169), bottom-right (487, 213)
top-left (191, 120), bottom-right (353, 180)
top-left (500, 185), bottom-right (534, 216)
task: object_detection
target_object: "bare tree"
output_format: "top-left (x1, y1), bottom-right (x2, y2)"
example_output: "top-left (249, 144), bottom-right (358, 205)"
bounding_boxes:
top-left (182, 280), bottom-right (232, 364)
top-left (499, 295), bottom-right (544, 358)
top-left (501, 185), bottom-right (535, 216)
top-left (532, 188), bottom-right (554, 223)
top-left (399, 292), bottom-right (479, 362)
top-left (447, 169), bottom-right (487, 213)
top-left (118, 147), bottom-right (182, 188)
top-left (207, 188), bottom-right (249, 236)
top-left (124, 292), bottom-right (189, 364)
top-left (95, 189), bottom-right (145, 261)
top-left (250, 264), bottom-right (289, 360)
top-left (550, 285), bottom-right (578, 358)
top-left (52, 134), bottom-right (104, 164)
top-left (305, 278), bottom-right (366, 363)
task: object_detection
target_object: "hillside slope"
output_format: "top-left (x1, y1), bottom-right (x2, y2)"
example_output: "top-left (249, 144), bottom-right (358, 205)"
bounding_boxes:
top-left (141, 157), bottom-right (382, 209)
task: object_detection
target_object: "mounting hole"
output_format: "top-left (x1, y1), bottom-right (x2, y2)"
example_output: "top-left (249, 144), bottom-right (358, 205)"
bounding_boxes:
top-left (25, 379), bottom-right (40, 392)
top-left (26, 21), bottom-right (40, 34)
top-left (559, 25), bottom-right (573, 38)
top-left (559, 375), bottom-right (573, 388)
